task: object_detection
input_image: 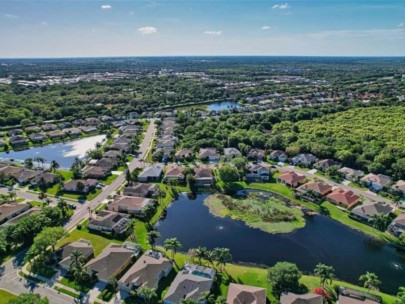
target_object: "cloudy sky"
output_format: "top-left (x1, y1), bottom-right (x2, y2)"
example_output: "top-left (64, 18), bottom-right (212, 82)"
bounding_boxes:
top-left (1, 0), bottom-right (404, 58)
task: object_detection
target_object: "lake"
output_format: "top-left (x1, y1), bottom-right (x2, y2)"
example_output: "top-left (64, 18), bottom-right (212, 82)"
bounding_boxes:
top-left (0, 135), bottom-right (106, 169)
top-left (208, 101), bottom-right (240, 111)
top-left (155, 192), bottom-right (405, 294)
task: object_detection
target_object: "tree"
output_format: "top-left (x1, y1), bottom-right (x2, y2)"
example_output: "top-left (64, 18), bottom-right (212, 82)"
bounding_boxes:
top-left (218, 165), bottom-right (239, 182)
top-left (108, 276), bottom-right (119, 300)
top-left (268, 262), bottom-right (302, 298)
top-left (359, 272), bottom-right (381, 292)
top-left (125, 166), bottom-right (132, 185)
top-left (164, 237), bottom-right (182, 259)
top-left (314, 263), bottom-right (335, 286)
top-left (195, 246), bottom-right (208, 265)
top-left (142, 204), bottom-right (157, 223)
top-left (6, 293), bottom-right (49, 304)
top-left (396, 287), bottom-right (405, 304)
top-left (24, 158), bottom-right (34, 169)
top-left (147, 230), bottom-right (161, 249)
top-left (370, 213), bottom-right (391, 232)
top-left (212, 247), bottom-right (232, 271)
top-left (50, 160), bottom-right (60, 172)
top-left (33, 156), bottom-right (46, 169)
top-left (76, 181), bottom-right (85, 193)
top-left (57, 198), bottom-right (69, 218)
top-left (69, 250), bottom-right (89, 286)
top-left (8, 190), bottom-right (17, 203)
top-left (180, 300), bottom-right (197, 304)
top-left (138, 285), bottom-right (157, 304)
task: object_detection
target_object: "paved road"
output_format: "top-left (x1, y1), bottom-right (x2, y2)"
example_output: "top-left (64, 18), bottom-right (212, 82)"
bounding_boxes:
top-left (278, 165), bottom-right (393, 205)
top-left (0, 119), bottom-right (156, 303)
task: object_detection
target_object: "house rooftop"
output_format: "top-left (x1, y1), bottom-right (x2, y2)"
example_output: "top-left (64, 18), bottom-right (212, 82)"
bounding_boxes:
top-left (227, 283), bottom-right (266, 304)
top-left (280, 292), bottom-right (323, 304)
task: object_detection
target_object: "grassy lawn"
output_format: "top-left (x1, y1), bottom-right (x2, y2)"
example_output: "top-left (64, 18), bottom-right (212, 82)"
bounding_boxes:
top-left (0, 289), bottom-right (16, 304)
top-left (98, 284), bottom-right (116, 302)
top-left (100, 174), bottom-right (118, 185)
top-left (59, 276), bottom-right (94, 293)
top-left (349, 182), bottom-right (368, 191)
top-left (29, 201), bottom-right (44, 207)
top-left (134, 220), bottom-right (149, 250)
top-left (58, 170), bottom-right (74, 181)
top-left (54, 286), bottom-right (81, 299)
top-left (57, 224), bottom-right (123, 256)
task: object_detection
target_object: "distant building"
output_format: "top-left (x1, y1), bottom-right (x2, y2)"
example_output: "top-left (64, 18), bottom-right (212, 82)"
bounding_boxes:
top-left (270, 150), bottom-right (288, 162)
top-left (107, 196), bottom-right (155, 215)
top-left (88, 210), bottom-right (131, 234)
top-left (199, 148), bottom-right (220, 162)
top-left (338, 167), bottom-right (364, 182)
top-left (326, 189), bottom-right (361, 209)
top-left (361, 174), bottom-right (392, 191)
top-left (138, 165), bottom-right (164, 182)
top-left (350, 201), bottom-right (393, 222)
top-left (277, 171), bottom-right (306, 188)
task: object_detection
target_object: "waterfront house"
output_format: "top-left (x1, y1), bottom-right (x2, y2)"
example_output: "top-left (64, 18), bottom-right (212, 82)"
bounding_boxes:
top-left (64, 179), bottom-right (97, 193)
top-left (119, 250), bottom-right (173, 292)
top-left (291, 153), bottom-right (317, 167)
top-left (226, 283), bottom-right (266, 304)
top-left (85, 243), bottom-right (134, 284)
top-left (295, 181), bottom-right (333, 201)
top-left (277, 171), bottom-right (306, 188)
top-left (338, 287), bottom-right (381, 304)
top-left (280, 292), bottom-right (323, 304)
top-left (223, 147), bottom-right (242, 158)
top-left (82, 166), bottom-right (107, 179)
top-left (48, 130), bottom-right (65, 140)
top-left (245, 164), bottom-right (271, 182)
top-left (326, 189), bottom-right (361, 209)
top-left (391, 180), bottom-right (405, 199)
top-left (63, 128), bottom-right (82, 137)
top-left (41, 124), bottom-right (58, 131)
top-left (138, 165), bottom-right (164, 182)
top-left (7, 129), bottom-right (23, 137)
top-left (107, 196), bottom-right (155, 215)
top-left (0, 203), bottom-right (31, 225)
top-left (123, 183), bottom-right (159, 198)
top-left (88, 210), bottom-right (131, 234)
top-left (361, 174), bottom-right (392, 191)
top-left (163, 165), bottom-right (185, 182)
top-left (270, 150), bottom-right (288, 162)
top-left (9, 135), bottom-right (29, 146)
top-left (0, 166), bottom-right (24, 178)
top-left (30, 172), bottom-right (57, 187)
top-left (388, 213), bottom-right (405, 236)
top-left (350, 201), bottom-right (393, 222)
top-left (163, 263), bottom-right (216, 304)
top-left (81, 126), bottom-right (98, 134)
top-left (25, 126), bottom-right (41, 134)
top-left (14, 169), bottom-right (39, 185)
top-left (29, 133), bottom-right (48, 143)
top-left (95, 158), bottom-right (116, 172)
top-left (194, 167), bottom-right (214, 186)
top-left (247, 149), bottom-right (266, 161)
top-left (103, 150), bottom-right (122, 160)
top-left (59, 239), bottom-right (94, 271)
top-left (338, 167), bottom-right (364, 181)
top-left (314, 159), bottom-right (341, 172)
top-left (198, 148), bottom-right (220, 162)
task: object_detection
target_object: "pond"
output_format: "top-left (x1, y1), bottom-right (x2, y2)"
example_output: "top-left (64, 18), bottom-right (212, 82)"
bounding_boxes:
top-left (208, 101), bottom-right (240, 111)
top-left (0, 135), bottom-right (106, 169)
top-left (155, 192), bottom-right (405, 294)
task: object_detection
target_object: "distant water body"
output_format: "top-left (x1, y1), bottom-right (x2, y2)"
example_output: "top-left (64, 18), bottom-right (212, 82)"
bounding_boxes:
top-left (208, 101), bottom-right (240, 111)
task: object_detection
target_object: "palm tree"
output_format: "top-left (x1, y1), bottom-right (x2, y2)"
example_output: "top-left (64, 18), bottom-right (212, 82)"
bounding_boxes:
top-left (359, 272), bottom-right (381, 292)
top-left (50, 160), bottom-right (60, 172)
top-left (198, 291), bottom-right (215, 304)
top-left (24, 158), bottom-right (34, 169)
top-left (142, 204), bottom-right (156, 224)
top-left (34, 156), bottom-right (46, 169)
top-left (314, 263), bottom-right (335, 286)
top-left (57, 198), bottom-right (69, 218)
top-left (147, 230), bottom-right (161, 249)
top-left (8, 190), bottom-right (17, 203)
top-left (212, 247), bottom-right (232, 271)
top-left (125, 166), bottom-right (132, 186)
top-left (107, 276), bottom-right (119, 300)
top-left (69, 250), bottom-right (88, 285)
top-left (215, 296), bottom-right (227, 304)
top-left (164, 237), bottom-right (182, 260)
top-left (195, 246), bottom-right (208, 265)
top-left (205, 250), bottom-right (216, 267)
top-left (138, 285), bottom-right (156, 304)
top-left (370, 213), bottom-right (391, 232)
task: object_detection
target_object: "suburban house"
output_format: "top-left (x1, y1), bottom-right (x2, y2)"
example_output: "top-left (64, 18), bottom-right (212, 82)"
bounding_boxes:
top-left (270, 150), bottom-right (288, 162)
top-left (338, 287), bottom-right (382, 304)
top-left (226, 283), bottom-right (266, 304)
top-left (85, 243), bottom-right (135, 283)
top-left (388, 213), bottom-right (405, 236)
top-left (156, 139), bottom-right (176, 149)
top-left (163, 263), bottom-right (216, 304)
top-left (280, 292), bottom-right (323, 304)
top-left (59, 239), bottom-right (94, 271)
top-left (82, 166), bottom-right (107, 179)
top-left (361, 173), bottom-right (392, 191)
top-left (9, 135), bottom-right (29, 146)
top-left (338, 167), bottom-right (365, 181)
top-left (295, 181), bottom-right (333, 201)
top-left (81, 126), bottom-right (98, 134)
top-left (0, 203), bottom-right (31, 225)
top-left (175, 148), bottom-right (194, 160)
top-left (107, 196), bottom-right (155, 215)
top-left (123, 183), bottom-right (159, 198)
top-left (95, 158), bottom-right (116, 172)
top-left (223, 147), bottom-right (242, 158)
top-left (198, 148), bottom-right (220, 162)
top-left (391, 180), bottom-right (405, 198)
top-left (138, 165), bottom-right (164, 182)
top-left (0, 165), bottom-right (24, 178)
top-left (41, 123), bottom-right (58, 131)
top-left (64, 179), bottom-right (97, 193)
top-left (247, 149), bottom-right (266, 161)
top-left (277, 171), bottom-right (306, 188)
top-left (63, 128), bottom-right (82, 137)
top-left (291, 153), bottom-right (318, 167)
top-left (47, 130), bottom-right (65, 140)
top-left (103, 150), bottom-right (122, 160)
top-left (3, 207), bottom-right (41, 226)
top-left (313, 159), bottom-right (341, 172)
top-left (14, 169), bottom-right (39, 185)
top-left (25, 126), bottom-right (41, 134)
top-left (7, 129), bottom-right (23, 137)
top-left (163, 166), bottom-right (185, 182)
top-left (88, 210), bottom-right (132, 234)
top-left (29, 133), bottom-right (48, 143)
top-left (194, 167), bottom-right (214, 187)
top-left (350, 201), bottom-right (393, 222)
top-left (119, 250), bottom-right (173, 292)
top-left (326, 189), bottom-right (361, 208)
top-left (245, 164), bottom-right (271, 182)
top-left (30, 172), bottom-right (57, 187)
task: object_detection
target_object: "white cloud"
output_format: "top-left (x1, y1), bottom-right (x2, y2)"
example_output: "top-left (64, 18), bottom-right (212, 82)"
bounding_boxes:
top-left (204, 30), bottom-right (222, 35)
top-left (399, 22), bottom-right (405, 28)
top-left (138, 26), bottom-right (158, 34)
top-left (272, 3), bottom-right (289, 9)
top-left (261, 26), bottom-right (271, 30)
top-left (101, 4), bottom-right (112, 10)
top-left (4, 14), bottom-right (18, 19)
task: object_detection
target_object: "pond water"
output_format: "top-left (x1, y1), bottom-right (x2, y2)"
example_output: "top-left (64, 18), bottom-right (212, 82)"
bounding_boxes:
top-left (0, 135), bottom-right (106, 169)
top-left (155, 192), bottom-right (405, 294)
top-left (208, 101), bottom-right (240, 111)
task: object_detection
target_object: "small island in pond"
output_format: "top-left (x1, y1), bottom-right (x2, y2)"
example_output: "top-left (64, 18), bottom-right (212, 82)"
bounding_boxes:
top-left (204, 193), bottom-right (305, 234)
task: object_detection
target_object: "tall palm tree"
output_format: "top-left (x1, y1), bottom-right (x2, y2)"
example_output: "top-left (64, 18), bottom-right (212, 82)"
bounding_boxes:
top-left (314, 263), bottom-right (335, 286)
top-left (212, 247), bottom-right (232, 271)
top-left (195, 246), bottom-right (208, 265)
top-left (147, 230), bottom-right (161, 249)
top-left (359, 272), bottom-right (381, 292)
top-left (57, 198), bottom-right (69, 218)
top-left (205, 250), bottom-right (216, 267)
top-left (8, 190), bottom-right (17, 203)
top-left (164, 238), bottom-right (182, 260)
top-left (69, 250), bottom-right (88, 285)
top-left (34, 156), bottom-right (46, 169)
top-left (138, 285), bottom-right (156, 304)
top-left (370, 214), bottom-right (391, 232)
top-left (24, 158), bottom-right (34, 169)
top-left (50, 160), bottom-right (60, 172)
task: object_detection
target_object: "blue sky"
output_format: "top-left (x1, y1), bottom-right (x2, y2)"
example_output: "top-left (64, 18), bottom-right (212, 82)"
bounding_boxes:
top-left (0, 0), bottom-right (404, 57)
